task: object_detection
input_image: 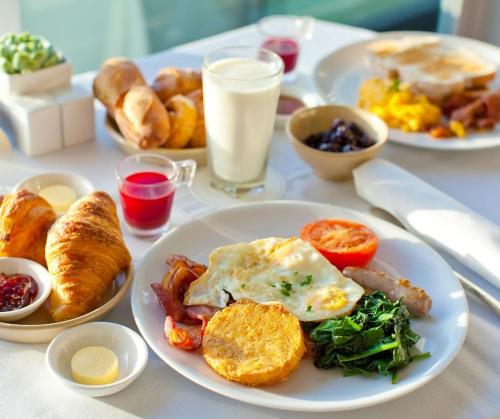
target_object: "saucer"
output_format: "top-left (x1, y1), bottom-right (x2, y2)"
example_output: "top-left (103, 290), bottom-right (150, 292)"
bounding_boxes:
top-left (191, 167), bottom-right (286, 208)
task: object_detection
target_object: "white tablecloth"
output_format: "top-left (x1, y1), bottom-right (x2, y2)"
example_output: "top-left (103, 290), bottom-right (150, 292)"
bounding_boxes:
top-left (0, 20), bottom-right (499, 419)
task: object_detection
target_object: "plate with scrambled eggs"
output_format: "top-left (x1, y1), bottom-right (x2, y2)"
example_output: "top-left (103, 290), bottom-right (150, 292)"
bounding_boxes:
top-left (313, 31), bottom-right (500, 150)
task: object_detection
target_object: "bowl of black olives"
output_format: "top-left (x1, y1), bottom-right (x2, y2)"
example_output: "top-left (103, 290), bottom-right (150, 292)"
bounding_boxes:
top-left (286, 105), bottom-right (388, 180)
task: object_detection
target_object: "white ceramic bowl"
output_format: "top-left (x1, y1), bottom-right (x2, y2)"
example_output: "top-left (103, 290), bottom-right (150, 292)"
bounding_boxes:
top-left (46, 322), bottom-right (148, 397)
top-left (13, 171), bottom-right (95, 209)
top-left (0, 257), bottom-right (52, 322)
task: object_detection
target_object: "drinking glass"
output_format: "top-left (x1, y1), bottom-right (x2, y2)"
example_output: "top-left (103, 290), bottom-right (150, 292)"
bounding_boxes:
top-left (202, 46), bottom-right (283, 196)
top-left (258, 15), bottom-right (315, 83)
top-left (116, 154), bottom-right (196, 237)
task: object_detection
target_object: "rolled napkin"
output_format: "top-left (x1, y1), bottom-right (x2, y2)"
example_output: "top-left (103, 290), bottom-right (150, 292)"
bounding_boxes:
top-left (353, 159), bottom-right (500, 289)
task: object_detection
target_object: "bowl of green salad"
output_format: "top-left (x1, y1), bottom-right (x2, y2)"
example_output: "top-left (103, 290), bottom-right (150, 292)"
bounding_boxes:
top-left (0, 31), bottom-right (71, 95)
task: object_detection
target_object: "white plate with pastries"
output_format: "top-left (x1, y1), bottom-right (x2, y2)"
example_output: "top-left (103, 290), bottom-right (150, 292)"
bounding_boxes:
top-left (131, 200), bottom-right (468, 412)
top-left (0, 190), bottom-right (133, 343)
top-left (314, 31), bottom-right (500, 150)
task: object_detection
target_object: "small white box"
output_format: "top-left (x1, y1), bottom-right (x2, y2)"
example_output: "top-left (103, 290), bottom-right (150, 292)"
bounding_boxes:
top-left (51, 84), bottom-right (95, 146)
top-left (0, 92), bottom-right (63, 156)
top-left (0, 61), bottom-right (72, 96)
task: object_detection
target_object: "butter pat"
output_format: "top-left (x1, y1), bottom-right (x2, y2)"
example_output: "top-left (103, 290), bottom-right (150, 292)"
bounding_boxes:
top-left (39, 184), bottom-right (77, 213)
top-left (71, 346), bottom-right (119, 385)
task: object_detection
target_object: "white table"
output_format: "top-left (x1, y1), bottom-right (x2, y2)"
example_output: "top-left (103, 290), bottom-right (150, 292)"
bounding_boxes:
top-left (1, 20), bottom-right (499, 419)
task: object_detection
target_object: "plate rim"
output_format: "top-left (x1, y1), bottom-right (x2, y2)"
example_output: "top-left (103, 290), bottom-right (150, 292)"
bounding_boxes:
top-left (131, 200), bottom-right (469, 412)
top-left (313, 30), bottom-right (500, 151)
top-left (0, 264), bottom-right (133, 331)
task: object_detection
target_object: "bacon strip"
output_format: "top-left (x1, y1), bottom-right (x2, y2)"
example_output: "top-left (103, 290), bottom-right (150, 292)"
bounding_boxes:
top-left (151, 255), bottom-right (220, 351)
top-left (151, 255), bottom-right (207, 324)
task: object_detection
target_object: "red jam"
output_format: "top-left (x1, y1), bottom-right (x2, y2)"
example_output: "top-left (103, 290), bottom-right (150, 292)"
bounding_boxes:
top-left (277, 95), bottom-right (305, 115)
top-left (0, 273), bottom-right (38, 312)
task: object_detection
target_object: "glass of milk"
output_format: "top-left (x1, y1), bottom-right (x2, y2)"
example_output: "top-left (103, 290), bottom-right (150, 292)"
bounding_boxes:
top-left (202, 46), bottom-right (283, 196)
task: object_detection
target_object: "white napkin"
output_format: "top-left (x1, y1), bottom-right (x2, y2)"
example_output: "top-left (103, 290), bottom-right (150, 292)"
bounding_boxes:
top-left (353, 159), bottom-right (500, 289)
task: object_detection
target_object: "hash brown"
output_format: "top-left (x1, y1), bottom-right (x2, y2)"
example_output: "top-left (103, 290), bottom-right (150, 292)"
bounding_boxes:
top-left (202, 301), bottom-right (305, 386)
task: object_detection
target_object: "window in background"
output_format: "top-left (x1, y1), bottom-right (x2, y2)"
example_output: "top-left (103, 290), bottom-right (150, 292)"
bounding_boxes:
top-left (15, 0), bottom-right (439, 73)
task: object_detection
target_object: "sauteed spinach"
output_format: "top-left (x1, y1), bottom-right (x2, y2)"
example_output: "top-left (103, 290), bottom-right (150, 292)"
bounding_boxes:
top-left (309, 291), bottom-right (430, 383)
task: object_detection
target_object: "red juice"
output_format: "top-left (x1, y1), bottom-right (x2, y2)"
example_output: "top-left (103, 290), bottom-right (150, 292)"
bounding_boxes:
top-left (119, 171), bottom-right (175, 230)
top-left (262, 37), bottom-right (299, 73)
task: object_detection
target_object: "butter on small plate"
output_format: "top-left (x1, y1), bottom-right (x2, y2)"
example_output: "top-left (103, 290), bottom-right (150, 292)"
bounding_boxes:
top-left (46, 322), bottom-right (148, 397)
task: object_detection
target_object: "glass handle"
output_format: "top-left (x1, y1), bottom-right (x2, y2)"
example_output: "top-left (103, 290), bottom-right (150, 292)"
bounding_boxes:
top-left (296, 16), bottom-right (315, 40)
top-left (175, 159), bottom-right (197, 186)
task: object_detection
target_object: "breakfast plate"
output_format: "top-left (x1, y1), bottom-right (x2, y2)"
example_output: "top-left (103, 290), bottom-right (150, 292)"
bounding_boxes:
top-left (313, 31), bottom-right (500, 150)
top-left (132, 200), bottom-right (468, 412)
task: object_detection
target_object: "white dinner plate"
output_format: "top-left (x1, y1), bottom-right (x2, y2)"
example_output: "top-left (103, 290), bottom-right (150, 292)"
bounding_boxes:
top-left (313, 31), bottom-right (500, 150)
top-left (131, 201), bottom-right (468, 412)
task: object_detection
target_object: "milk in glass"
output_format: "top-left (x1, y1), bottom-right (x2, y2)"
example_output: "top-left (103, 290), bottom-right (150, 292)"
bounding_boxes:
top-left (203, 54), bottom-right (282, 191)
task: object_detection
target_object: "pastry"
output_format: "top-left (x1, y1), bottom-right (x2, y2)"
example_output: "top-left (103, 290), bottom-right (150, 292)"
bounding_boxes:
top-left (0, 191), bottom-right (57, 266)
top-left (186, 89), bottom-right (206, 147)
top-left (93, 57), bottom-right (146, 116)
top-left (152, 67), bottom-right (202, 103)
top-left (46, 191), bottom-right (131, 322)
top-left (115, 85), bottom-right (171, 149)
top-left (163, 94), bottom-right (197, 149)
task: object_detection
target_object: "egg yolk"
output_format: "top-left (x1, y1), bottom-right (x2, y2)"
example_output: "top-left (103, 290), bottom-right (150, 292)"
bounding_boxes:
top-left (310, 286), bottom-right (347, 312)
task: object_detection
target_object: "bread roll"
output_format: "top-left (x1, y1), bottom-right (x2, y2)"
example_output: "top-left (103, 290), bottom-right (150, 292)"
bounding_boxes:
top-left (186, 89), bottom-right (206, 148)
top-left (115, 85), bottom-right (171, 149)
top-left (163, 95), bottom-right (197, 149)
top-left (152, 67), bottom-right (202, 103)
top-left (93, 57), bottom-right (146, 116)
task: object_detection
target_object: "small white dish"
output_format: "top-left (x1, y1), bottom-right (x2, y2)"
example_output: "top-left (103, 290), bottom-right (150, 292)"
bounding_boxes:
top-left (13, 171), bottom-right (94, 210)
top-left (46, 322), bottom-right (148, 398)
top-left (0, 257), bottom-right (52, 322)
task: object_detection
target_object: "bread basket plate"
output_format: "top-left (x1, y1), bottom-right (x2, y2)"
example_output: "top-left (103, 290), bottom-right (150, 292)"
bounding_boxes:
top-left (0, 265), bottom-right (133, 343)
top-left (313, 31), bottom-right (500, 150)
top-left (131, 201), bottom-right (468, 412)
top-left (105, 116), bottom-right (207, 166)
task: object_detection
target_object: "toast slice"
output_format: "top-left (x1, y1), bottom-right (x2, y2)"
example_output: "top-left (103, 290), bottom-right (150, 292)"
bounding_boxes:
top-left (367, 36), bottom-right (497, 102)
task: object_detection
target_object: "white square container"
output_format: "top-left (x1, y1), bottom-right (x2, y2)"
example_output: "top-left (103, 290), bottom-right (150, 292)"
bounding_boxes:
top-left (51, 84), bottom-right (95, 146)
top-left (0, 61), bottom-right (72, 96)
top-left (2, 92), bottom-right (63, 156)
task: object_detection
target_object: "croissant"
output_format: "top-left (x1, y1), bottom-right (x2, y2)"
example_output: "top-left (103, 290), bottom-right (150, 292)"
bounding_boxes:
top-left (186, 89), bottom-right (206, 147)
top-left (115, 85), bottom-right (171, 149)
top-left (152, 67), bottom-right (202, 103)
top-left (0, 191), bottom-right (57, 266)
top-left (46, 192), bottom-right (131, 322)
top-left (163, 94), bottom-right (197, 149)
top-left (93, 57), bottom-right (146, 117)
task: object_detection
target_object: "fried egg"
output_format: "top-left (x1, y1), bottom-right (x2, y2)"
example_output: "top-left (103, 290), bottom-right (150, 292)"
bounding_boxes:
top-left (184, 237), bottom-right (365, 321)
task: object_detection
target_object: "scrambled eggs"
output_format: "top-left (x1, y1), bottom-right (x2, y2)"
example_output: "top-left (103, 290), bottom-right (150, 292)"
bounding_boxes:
top-left (358, 78), bottom-right (441, 132)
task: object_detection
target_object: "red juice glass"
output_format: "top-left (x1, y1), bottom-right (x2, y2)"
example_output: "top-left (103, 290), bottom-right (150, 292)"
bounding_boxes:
top-left (258, 15), bottom-right (314, 82)
top-left (116, 154), bottom-right (196, 237)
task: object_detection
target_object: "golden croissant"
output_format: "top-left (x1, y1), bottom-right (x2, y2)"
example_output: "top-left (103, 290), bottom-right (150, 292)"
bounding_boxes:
top-left (0, 191), bottom-right (57, 266)
top-left (46, 191), bottom-right (131, 321)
